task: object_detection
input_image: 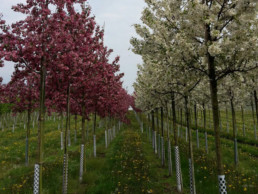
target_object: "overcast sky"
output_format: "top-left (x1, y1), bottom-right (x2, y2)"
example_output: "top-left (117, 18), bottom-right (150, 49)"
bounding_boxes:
top-left (0, 0), bottom-right (145, 94)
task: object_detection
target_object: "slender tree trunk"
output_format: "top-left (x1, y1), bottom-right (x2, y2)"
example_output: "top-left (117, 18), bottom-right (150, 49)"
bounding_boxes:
top-left (230, 98), bottom-right (238, 165)
top-left (152, 110), bottom-right (157, 154)
top-left (64, 84), bottom-right (70, 155)
top-left (81, 105), bottom-right (86, 171)
top-left (74, 114), bottom-right (77, 143)
top-left (26, 107), bottom-right (31, 166)
top-left (241, 106), bottom-right (245, 136)
top-left (61, 112), bottom-right (63, 131)
top-left (148, 113), bottom-right (150, 127)
top-left (203, 103), bottom-right (208, 154)
top-left (180, 108), bottom-right (183, 135)
top-left (205, 21), bottom-right (225, 185)
top-left (93, 111), bottom-right (97, 157)
top-left (194, 104), bottom-right (199, 149)
top-left (219, 110), bottom-right (222, 130)
top-left (251, 94), bottom-right (257, 139)
top-left (68, 107), bottom-right (71, 147)
top-left (151, 110), bottom-right (155, 135)
top-left (208, 109), bottom-right (211, 129)
top-left (156, 108), bottom-right (159, 134)
top-left (140, 111), bottom-right (143, 133)
top-left (156, 108), bottom-right (160, 158)
top-left (172, 92), bottom-right (178, 145)
top-left (148, 113), bottom-right (151, 142)
top-left (93, 111), bottom-right (97, 135)
top-left (177, 108), bottom-right (180, 125)
top-left (208, 56), bottom-right (224, 175)
top-left (206, 39), bottom-right (228, 193)
top-left (190, 108), bottom-right (193, 126)
top-left (161, 107), bottom-right (165, 167)
top-left (166, 109), bottom-right (169, 138)
top-left (36, 63), bottom-right (46, 194)
top-left (161, 107), bottom-right (164, 137)
top-left (226, 106), bottom-right (229, 133)
top-left (254, 90), bottom-right (258, 129)
top-left (105, 117), bottom-right (108, 148)
top-left (61, 112), bottom-right (64, 150)
top-left (63, 83), bottom-right (70, 194)
top-left (200, 108), bottom-right (203, 127)
top-left (172, 93), bottom-right (182, 192)
top-left (185, 96), bottom-right (196, 194)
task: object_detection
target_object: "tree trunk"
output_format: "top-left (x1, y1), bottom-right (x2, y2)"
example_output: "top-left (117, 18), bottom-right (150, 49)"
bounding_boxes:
top-left (254, 90), bottom-right (258, 130)
top-left (200, 108), bottom-right (203, 127)
top-left (241, 106), bottom-right (245, 136)
top-left (61, 112), bottom-right (63, 132)
top-left (177, 108), bottom-right (180, 126)
top-left (26, 107), bottom-right (31, 166)
top-left (93, 111), bottom-right (97, 157)
top-left (165, 108), bottom-right (169, 138)
top-left (205, 19), bottom-right (225, 184)
top-left (208, 57), bottom-right (224, 176)
top-left (156, 108), bottom-right (159, 134)
top-left (74, 114), bottom-right (77, 143)
top-left (93, 111), bottom-right (97, 135)
top-left (148, 113), bottom-right (151, 142)
top-left (171, 94), bottom-right (182, 192)
top-left (36, 63), bottom-right (46, 194)
top-left (63, 83), bottom-right (70, 194)
top-left (140, 112), bottom-right (144, 133)
top-left (152, 110), bottom-right (157, 154)
top-left (251, 94), bottom-right (257, 139)
top-left (151, 110), bottom-right (155, 150)
top-left (64, 84), bottom-right (70, 155)
top-left (180, 108), bottom-right (183, 137)
top-left (226, 106), bottom-right (229, 133)
top-left (208, 109), bottom-right (211, 129)
top-left (219, 110), bottom-right (222, 131)
top-left (172, 92), bottom-right (178, 145)
top-left (156, 108), bottom-right (160, 158)
top-left (68, 107), bottom-right (71, 147)
top-left (161, 107), bottom-right (164, 137)
top-left (230, 98), bottom-right (238, 165)
top-left (81, 106), bottom-right (86, 148)
top-left (185, 96), bottom-right (196, 194)
top-left (79, 104), bottom-right (86, 183)
top-left (194, 104), bottom-right (199, 149)
top-left (203, 103), bottom-right (208, 154)
top-left (61, 112), bottom-right (64, 150)
top-left (161, 107), bottom-right (165, 167)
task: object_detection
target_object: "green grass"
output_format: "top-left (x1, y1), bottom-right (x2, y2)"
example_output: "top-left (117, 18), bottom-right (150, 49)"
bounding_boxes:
top-left (0, 113), bottom-right (109, 193)
top-left (0, 111), bottom-right (257, 193)
top-left (139, 110), bottom-right (258, 193)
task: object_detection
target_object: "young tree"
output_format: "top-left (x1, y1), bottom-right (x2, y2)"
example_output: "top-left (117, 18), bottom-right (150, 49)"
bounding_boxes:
top-left (4, 74), bottom-right (39, 166)
top-left (219, 73), bottom-right (249, 166)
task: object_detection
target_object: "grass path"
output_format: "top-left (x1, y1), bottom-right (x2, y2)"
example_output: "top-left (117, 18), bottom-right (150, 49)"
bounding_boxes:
top-left (77, 112), bottom-right (185, 194)
top-left (76, 128), bottom-right (153, 194)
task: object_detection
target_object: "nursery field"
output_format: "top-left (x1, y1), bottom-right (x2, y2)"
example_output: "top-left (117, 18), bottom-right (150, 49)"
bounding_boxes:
top-left (1, 0), bottom-right (257, 194)
top-left (0, 111), bottom-right (257, 193)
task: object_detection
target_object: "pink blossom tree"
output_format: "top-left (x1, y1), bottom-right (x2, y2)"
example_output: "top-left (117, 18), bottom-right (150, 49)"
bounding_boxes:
top-left (4, 73), bottom-right (39, 166)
